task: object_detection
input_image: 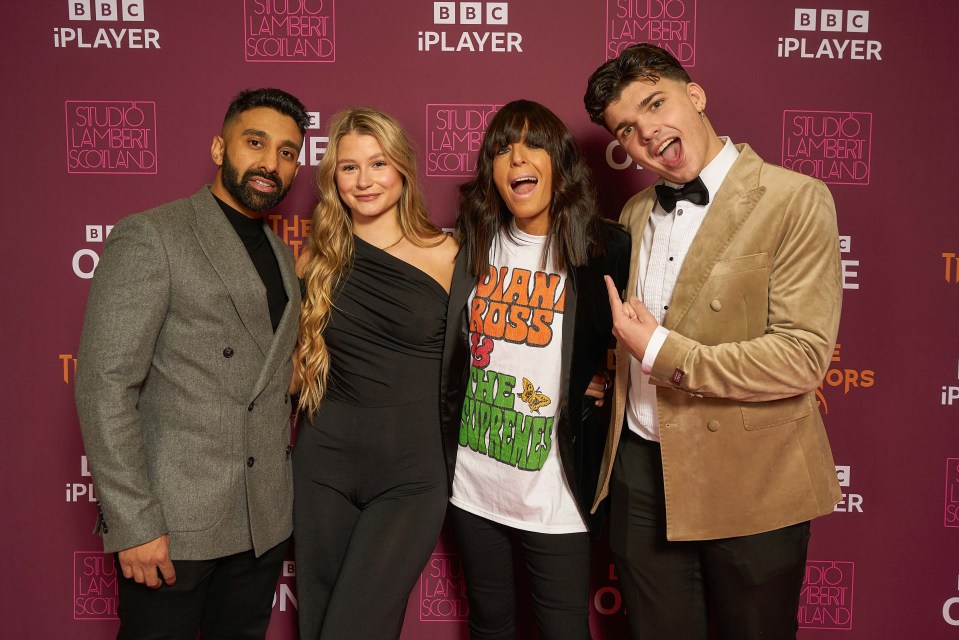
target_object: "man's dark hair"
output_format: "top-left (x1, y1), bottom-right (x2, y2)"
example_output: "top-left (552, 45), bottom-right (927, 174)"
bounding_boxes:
top-left (584, 43), bottom-right (691, 130)
top-left (223, 88), bottom-right (311, 135)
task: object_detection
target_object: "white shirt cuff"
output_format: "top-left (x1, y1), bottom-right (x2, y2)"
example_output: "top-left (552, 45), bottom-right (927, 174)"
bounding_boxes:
top-left (641, 326), bottom-right (670, 374)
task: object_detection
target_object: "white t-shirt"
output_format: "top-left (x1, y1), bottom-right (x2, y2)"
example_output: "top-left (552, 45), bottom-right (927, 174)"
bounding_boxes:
top-left (450, 223), bottom-right (587, 534)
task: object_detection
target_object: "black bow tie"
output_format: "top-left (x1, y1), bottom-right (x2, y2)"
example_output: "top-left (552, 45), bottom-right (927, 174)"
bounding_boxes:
top-left (655, 177), bottom-right (709, 212)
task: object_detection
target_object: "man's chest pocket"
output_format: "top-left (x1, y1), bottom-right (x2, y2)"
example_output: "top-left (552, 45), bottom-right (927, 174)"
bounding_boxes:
top-left (694, 253), bottom-right (770, 344)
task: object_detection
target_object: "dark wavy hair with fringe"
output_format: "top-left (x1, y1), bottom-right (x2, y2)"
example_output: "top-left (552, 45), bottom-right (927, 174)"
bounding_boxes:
top-left (456, 99), bottom-right (610, 277)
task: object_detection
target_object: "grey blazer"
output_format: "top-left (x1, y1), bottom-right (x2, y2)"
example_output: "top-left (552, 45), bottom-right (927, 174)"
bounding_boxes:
top-left (75, 186), bottom-right (300, 560)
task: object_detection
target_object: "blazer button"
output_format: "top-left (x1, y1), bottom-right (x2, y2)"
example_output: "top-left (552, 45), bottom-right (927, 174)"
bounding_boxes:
top-left (710, 299), bottom-right (722, 312)
top-left (248, 402), bottom-right (255, 411)
top-left (707, 419), bottom-right (720, 432)
top-left (247, 457), bottom-right (255, 467)
top-left (223, 347), bottom-right (234, 358)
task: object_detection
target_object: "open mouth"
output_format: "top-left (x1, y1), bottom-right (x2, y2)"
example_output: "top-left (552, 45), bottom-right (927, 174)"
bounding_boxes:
top-left (248, 176), bottom-right (277, 192)
top-left (655, 137), bottom-right (683, 167)
top-left (510, 176), bottom-right (538, 194)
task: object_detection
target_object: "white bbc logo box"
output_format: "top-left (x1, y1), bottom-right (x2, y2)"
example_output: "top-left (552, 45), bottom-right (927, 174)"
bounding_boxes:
top-left (794, 9), bottom-right (868, 33)
top-left (68, 0), bottom-right (145, 21)
top-left (434, 2), bottom-right (508, 25)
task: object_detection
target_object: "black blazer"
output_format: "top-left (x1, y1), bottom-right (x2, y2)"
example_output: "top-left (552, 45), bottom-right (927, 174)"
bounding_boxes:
top-left (439, 222), bottom-right (631, 535)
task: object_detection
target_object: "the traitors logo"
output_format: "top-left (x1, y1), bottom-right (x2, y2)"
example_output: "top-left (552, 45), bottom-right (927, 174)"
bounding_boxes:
top-left (798, 560), bottom-right (854, 630)
top-left (244, 0), bottom-right (335, 62)
top-left (426, 104), bottom-right (501, 177)
top-left (419, 553), bottom-right (468, 621)
top-left (66, 101), bottom-right (157, 174)
top-left (606, 0), bottom-right (696, 64)
top-left (74, 552), bottom-right (118, 620)
top-left (782, 110), bottom-right (871, 185)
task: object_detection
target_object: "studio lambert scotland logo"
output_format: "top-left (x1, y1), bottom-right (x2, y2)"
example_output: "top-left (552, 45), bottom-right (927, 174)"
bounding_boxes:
top-left (54, 0), bottom-right (159, 49)
top-left (946, 458), bottom-right (959, 528)
top-left (65, 101), bottom-right (158, 174)
top-left (798, 560), bottom-right (854, 630)
top-left (74, 552), bottom-right (118, 620)
top-left (419, 553), bottom-right (468, 621)
top-left (782, 111), bottom-right (871, 185)
top-left (426, 104), bottom-right (501, 177)
top-left (606, 0), bottom-right (696, 64)
top-left (244, 0), bottom-right (335, 62)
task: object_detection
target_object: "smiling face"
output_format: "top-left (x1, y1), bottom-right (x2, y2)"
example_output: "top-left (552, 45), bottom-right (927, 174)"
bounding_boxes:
top-left (210, 107), bottom-right (303, 216)
top-left (334, 132), bottom-right (404, 223)
top-left (603, 77), bottom-right (723, 184)
top-left (492, 137), bottom-right (553, 236)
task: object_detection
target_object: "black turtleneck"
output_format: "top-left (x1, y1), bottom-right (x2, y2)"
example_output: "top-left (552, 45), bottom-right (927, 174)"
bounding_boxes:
top-left (213, 194), bottom-right (287, 332)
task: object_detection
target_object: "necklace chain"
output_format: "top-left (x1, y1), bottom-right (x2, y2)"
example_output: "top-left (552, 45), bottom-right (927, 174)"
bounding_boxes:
top-left (380, 234), bottom-right (404, 251)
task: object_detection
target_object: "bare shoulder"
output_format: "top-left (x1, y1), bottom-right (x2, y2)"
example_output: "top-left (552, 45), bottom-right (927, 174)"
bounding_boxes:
top-left (433, 233), bottom-right (460, 262)
top-left (295, 248), bottom-right (312, 278)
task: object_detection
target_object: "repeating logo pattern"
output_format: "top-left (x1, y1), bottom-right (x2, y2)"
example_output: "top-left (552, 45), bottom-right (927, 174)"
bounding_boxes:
top-left (55, 0), bottom-right (159, 49)
top-left (778, 8), bottom-right (881, 60)
top-left (65, 101), bottom-right (157, 174)
top-left (799, 561), bottom-right (854, 630)
top-left (244, 0), bottom-right (335, 61)
top-left (782, 111), bottom-right (872, 185)
top-left (419, 2), bottom-right (522, 52)
top-left (420, 553), bottom-right (468, 621)
top-left (606, 0), bottom-right (696, 64)
top-left (426, 104), bottom-right (501, 177)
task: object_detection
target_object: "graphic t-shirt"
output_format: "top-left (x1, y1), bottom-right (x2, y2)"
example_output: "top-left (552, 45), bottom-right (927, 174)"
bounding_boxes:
top-left (450, 223), bottom-right (586, 534)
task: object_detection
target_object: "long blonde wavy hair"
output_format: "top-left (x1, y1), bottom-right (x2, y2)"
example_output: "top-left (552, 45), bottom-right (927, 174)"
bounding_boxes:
top-left (297, 107), bottom-right (444, 416)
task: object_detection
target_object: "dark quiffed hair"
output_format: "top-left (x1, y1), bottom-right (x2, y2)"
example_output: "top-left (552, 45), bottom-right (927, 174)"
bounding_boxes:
top-left (223, 87), bottom-right (311, 135)
top-left (584, 43), bottom-right (691, 129)
top-left (456, 99), bottom-right (611, 277)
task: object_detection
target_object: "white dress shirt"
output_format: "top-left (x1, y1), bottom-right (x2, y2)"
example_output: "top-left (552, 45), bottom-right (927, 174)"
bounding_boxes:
top-left (625, 138), bottom-right (739, 441)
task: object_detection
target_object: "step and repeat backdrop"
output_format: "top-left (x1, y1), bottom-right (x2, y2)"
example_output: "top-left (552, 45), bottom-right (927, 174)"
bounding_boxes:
top-left (1, 1), bottom-right (957, 638)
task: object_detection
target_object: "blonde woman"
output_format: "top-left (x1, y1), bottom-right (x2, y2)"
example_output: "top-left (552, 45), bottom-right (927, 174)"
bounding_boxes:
top-left (293, 108), bottom-right (457, 640)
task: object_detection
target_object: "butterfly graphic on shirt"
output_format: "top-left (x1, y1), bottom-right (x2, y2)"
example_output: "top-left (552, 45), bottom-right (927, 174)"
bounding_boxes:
top-left (517, 377), bottom-right (551, 414)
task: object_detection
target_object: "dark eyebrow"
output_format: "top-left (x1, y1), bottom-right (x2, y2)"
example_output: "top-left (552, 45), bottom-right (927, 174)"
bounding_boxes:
top-left (639, 90), bottom-right (665, 109)
top-left (611, 90), bottom-right (664, 136)
top-left (241, 128), bottom-right (302, 153)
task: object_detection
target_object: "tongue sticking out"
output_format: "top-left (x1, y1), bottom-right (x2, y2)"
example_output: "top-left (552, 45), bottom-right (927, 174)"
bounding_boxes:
top-left (659, 139), bottom-right (683, 166)
top-left (512, 179), bottom-right (537, 195)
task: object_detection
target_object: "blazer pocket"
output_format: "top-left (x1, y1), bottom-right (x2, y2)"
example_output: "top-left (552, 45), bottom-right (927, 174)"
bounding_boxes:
top-left (710, 252), bottom-right (768, 278)
top-left (741, 393), bottom-right (813, 431)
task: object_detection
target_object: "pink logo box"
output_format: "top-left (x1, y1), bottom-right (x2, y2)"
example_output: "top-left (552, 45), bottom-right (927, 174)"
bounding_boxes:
top-left (65, 100), bottom-right (157, 175)
top-left (244, 0), bottom-right (335, 62)
top-left (606, 0), bottom-right (696, 64)
top-left (799, 560), bottom-right (854, 630)
top-left (782, 110), bottom-right (872, 185)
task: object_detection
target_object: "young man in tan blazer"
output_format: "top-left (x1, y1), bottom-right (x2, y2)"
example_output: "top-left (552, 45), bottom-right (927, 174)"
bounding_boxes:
top-left (584, 44), bottom-right (842, 639)
top-left (75, 88), bottom-right (308, 639)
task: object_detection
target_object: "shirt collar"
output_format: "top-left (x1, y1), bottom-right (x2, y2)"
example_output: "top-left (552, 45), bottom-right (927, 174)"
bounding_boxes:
top-left (663, 137), bottom-right (739, 203)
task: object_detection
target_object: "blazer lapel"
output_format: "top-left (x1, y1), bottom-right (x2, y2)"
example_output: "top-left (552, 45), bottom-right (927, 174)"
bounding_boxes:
top-left (190, 187), bottom-right (274, 355)
top-left (663, 145), bottom-right (766, 330)
top-left (248, 229), bottom-right (299, 399)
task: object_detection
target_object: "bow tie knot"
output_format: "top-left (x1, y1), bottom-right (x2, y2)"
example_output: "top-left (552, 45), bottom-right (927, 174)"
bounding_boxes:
top-left (655, 177), bottom-right (709, 212)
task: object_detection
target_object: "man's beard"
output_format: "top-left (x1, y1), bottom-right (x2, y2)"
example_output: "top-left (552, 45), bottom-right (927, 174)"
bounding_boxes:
top-left (221, 151), bottom-right (290, 212)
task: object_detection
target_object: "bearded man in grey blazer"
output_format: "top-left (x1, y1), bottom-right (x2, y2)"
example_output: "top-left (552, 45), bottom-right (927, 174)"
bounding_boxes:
top-left (75, 87), bottom-right (309, 639)
top-left (584, 45), bottom-right (842, 640)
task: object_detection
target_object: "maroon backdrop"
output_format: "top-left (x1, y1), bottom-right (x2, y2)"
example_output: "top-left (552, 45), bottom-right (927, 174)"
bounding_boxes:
top-left (2, 1), bottom-right (957, 638)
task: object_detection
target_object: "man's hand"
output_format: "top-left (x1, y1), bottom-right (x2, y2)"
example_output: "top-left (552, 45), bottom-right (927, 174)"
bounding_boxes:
top-left (604, 275), bottom-right (659, 362)
top-left (585, 373), bottom-right (610, 407)
top-left (118, 534), bottom-right (176, 589)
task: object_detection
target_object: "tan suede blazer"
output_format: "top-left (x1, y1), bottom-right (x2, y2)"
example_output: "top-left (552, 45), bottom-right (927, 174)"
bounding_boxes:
top-left (593, 144), bottom-right (843, 541)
